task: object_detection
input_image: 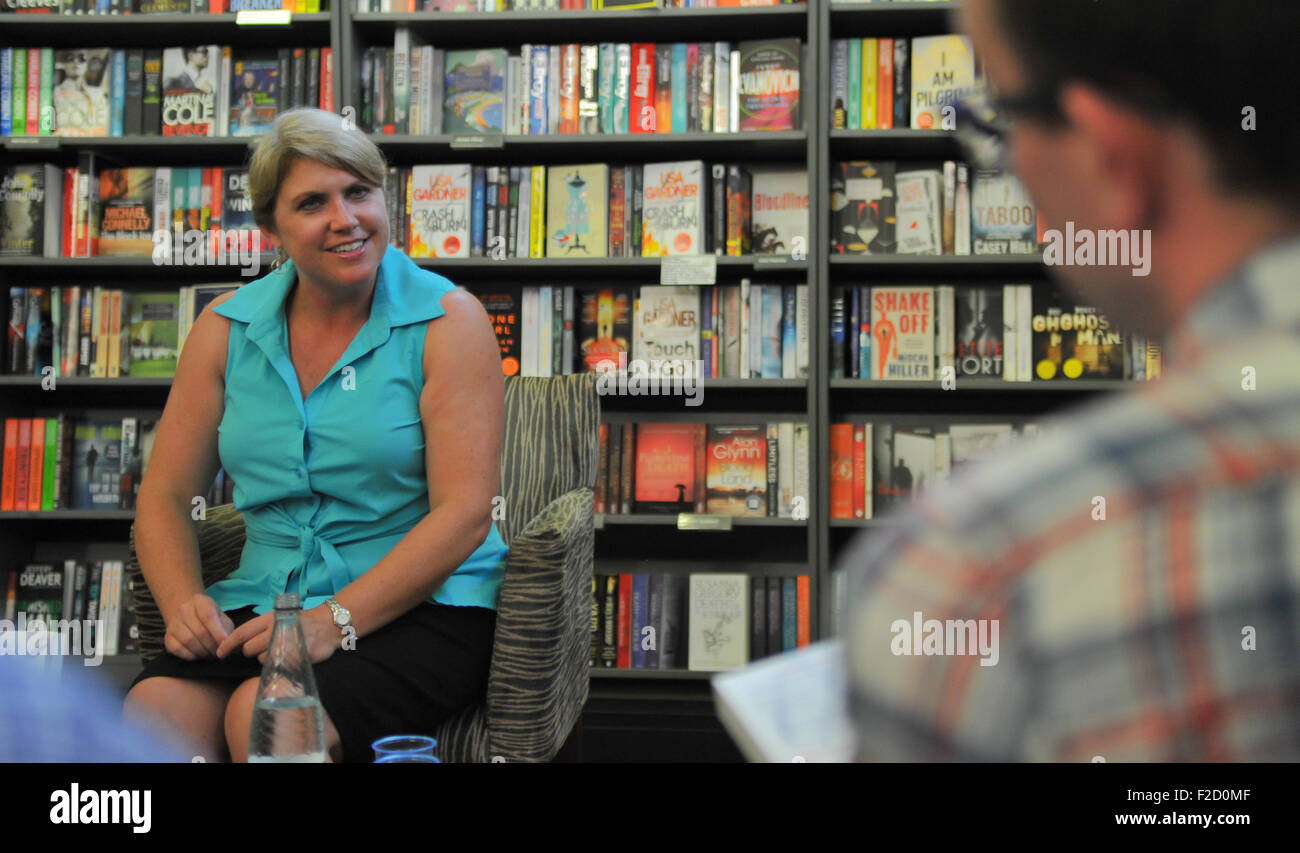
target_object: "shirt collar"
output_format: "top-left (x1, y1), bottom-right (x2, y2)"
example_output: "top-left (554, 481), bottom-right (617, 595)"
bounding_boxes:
top-left (1166, 232), bottom-right (1300, 370)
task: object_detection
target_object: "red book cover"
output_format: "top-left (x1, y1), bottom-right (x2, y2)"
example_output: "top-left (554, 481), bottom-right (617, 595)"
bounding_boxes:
top-left (796, 575), bottom-right (810, 647)
top-left (1, 419), bottom-right (17, 511)
top-left (608, 167), bottom-right (626, 257)
top-left (62, 167), bottom-right (76, 258)
top-left (14, 419), bottom-right (31, 512)
top-left (693, 422), bottom-right (707, 513)
top-left (321, 47), bottom-right (334, 113)
top-left (877, 38), bottom-right (893, 130)
top-left (634, 423), bottom-right (697, 512)
top-left (629, 44), bottom-right (656, 134)
top-left (705, 425), bottom-right (767, 517)
top-left (594, 422), bottom-right (608, 514)
top-left (27, 417), bottom-right (44, 512)
top-left (617, 573), bottom-right (633, 668)
top-left (852, 422), bottom-right (866, 519)
top-left (653, 44), bottom-right (672, 135)
top-left (559, 44), bottom-right (580, 135)
top-left (829, 423), bottom-right (853, 519)
top-left (26, 49), bottom-right (40, 136)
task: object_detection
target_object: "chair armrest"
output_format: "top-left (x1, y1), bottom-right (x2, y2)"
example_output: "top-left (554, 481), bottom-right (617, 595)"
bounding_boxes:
top-left (486, 486), bottom-right (594, 762)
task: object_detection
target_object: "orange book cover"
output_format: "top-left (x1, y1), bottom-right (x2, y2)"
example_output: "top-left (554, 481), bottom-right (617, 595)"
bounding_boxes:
top-left (617, 573), bottom-right (633, 668)
top-left (1, 419), bottom-right (17, 511)
top-left (321, 47), bottom-right (334, 113)
top-left (852, 421), bottom-right (866, 518)
top-left (877, 38), bottom-right (893, 130)
top-left (829, 423), bottom-right (853, 518)
top-left (13, 419), bottom-right (31, 511)
top-left (796, 575), bottom-right (810, 647)
top-left (27, 418), bottom-right (45, 512)
top-left (559, 44), bottom-right (580, 135)
top-left (634, 423), bottom-right (697, 512)
top-left (705, 425), bottom-right (767, 516)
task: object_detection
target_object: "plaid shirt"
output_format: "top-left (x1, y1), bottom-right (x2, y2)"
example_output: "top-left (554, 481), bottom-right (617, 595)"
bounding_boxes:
top-left (839, 234), bottom-right (1300, 762)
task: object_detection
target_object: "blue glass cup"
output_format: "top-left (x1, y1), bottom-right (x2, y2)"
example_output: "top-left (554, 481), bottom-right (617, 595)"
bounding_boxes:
top-left (372, 735), bottom-right (438, 762)
top-left (376, 754), bottom-right (441, 763)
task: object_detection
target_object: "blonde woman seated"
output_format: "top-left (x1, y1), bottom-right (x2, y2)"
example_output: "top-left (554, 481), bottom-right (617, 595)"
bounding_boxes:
top-left (125, 108), bottom-right (508, 763)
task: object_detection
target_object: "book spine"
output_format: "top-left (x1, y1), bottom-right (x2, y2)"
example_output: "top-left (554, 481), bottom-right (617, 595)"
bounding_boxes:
top-left (750, 577), bottom-right (766, 659)
top-left (765, 423), bottom-right (777, 518)
top-left (616, 573), bottom-right (632, 668)
top-left (0, 49), bottom-right (12, 138)
top-left (620, 421), bottom-right (634, 514)
top-left (0, 419), bottom-right (17, 511)
top-left (109, 49), bottom-right (126, 136)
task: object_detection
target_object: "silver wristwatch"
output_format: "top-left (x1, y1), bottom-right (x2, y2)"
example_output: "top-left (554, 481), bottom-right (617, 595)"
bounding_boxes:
top-left (324, 598), bottom-right (353, 634)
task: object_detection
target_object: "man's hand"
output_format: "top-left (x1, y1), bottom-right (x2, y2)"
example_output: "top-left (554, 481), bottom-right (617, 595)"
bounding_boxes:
top-left (217, 606), bottom-right (342, 665)
top-left (164, 594), bottom-right (234, 661)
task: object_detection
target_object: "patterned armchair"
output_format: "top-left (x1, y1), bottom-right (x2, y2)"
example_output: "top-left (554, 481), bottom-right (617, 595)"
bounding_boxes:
top-left (126, 374), bottom-right (599, 762)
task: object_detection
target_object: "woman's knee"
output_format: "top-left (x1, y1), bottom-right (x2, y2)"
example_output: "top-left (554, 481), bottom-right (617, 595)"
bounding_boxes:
top-left (223, 678), bottom-right (261, 762)
top-left (124, 677), bottom-right (233, 760)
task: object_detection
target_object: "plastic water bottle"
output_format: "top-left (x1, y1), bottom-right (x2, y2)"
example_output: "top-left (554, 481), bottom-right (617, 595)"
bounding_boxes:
top-left (247, 593), bottom-right (327, 763)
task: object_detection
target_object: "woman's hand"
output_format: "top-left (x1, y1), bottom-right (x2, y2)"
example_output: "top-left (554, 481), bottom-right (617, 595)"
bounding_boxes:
top-left (216, 606), bottom-right (342, 666)
top-left (164, 593), bottom-right (235, 661)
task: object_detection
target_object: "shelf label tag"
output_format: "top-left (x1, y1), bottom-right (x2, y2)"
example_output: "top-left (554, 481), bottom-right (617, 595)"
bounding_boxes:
top-left (235, 10), bottom-right (292, 24)
top-left (4, 136), bottom-right (59, 150)
top-left (450, 133), bottom-right (505, 150)
top-left (660, 255), bottom-right (717, 286)
top-left (754, 254), bottom-right (795, 267)
top-left (677, 513), bottom-right (732, 531)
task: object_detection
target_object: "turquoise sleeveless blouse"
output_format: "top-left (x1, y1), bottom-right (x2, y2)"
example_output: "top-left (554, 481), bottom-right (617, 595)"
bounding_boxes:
top-left (207, 245), bottom-right (507, 616)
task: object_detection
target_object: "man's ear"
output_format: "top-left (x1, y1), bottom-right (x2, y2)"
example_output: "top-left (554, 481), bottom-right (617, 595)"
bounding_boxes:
top-left (1057, 82), bottom-right (1166, 229)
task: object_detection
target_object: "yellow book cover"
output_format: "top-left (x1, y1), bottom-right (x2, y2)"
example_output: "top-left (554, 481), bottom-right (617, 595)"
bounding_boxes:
top-left (860, 39), bottom-right (877, 131)
top-left (910, 35), bottom-right (976, 130)
top-left (530, 165), bottom-right (546, 258)
top-left (546, 163), bottom-right (608, 258)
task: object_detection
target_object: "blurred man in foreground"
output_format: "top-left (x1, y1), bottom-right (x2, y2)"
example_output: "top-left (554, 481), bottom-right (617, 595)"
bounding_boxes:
top-left (841, 0), bottom-right (1300, 760)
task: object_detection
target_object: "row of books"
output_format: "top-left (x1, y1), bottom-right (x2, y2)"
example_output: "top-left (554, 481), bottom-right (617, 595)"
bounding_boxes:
top-left (833, 161), bottom-right (1039, 256)
top-left (0, 162), bottom-right (268, 259)
top-left (589, 572), bottom-right (811, 673)
top-left (1, 0), bottom-right (321, 13)
top-left (355, 2), bottom-right (802, 19)
top-left (0, 414), bottom-right (235, 510)
top-left (596, 421), bottom-right (809, 518)
top-left (0, 45), bottom-right (334, 138)
top-left (362, 34), bottom-right (801, 136)
top-left (3, 559), bottom-right (138, 658)
top-left (829, 34), bottom-right (977, 131)
top-left (4, 284), bottom-right (237, 376)
top-left (830, 284), bottom-right (1164, 383)
top-left (830, 420), bottom-right (1040, 520)
top-left (476, 283), bottom-right (809, 380)
top-left (390, 161), bottom-right (806, 260)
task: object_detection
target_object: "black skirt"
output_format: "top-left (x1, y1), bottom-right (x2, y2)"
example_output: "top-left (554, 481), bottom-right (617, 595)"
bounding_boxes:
top-left (130, 601), bottom-right (496, 763)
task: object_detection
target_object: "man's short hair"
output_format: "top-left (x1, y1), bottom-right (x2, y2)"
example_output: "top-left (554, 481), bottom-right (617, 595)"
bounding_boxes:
top-left (992, 0), bottom-right (1299, 214)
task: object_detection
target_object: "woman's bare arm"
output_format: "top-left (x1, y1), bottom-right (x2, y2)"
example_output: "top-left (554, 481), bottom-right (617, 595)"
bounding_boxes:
top-left (133, 290), bottom-right (237, 658)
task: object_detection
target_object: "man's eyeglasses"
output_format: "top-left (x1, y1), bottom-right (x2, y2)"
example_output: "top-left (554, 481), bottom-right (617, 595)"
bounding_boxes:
top-left (953, 82), bottom-right (1063, 171)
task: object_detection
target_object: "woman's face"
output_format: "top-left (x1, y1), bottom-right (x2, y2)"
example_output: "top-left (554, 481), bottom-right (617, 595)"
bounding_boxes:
top-left (264, 157), bottom-right (388, 297)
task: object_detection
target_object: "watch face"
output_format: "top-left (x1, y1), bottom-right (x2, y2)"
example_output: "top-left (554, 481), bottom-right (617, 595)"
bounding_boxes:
top-left (333, 609), bottom-right (348, 627)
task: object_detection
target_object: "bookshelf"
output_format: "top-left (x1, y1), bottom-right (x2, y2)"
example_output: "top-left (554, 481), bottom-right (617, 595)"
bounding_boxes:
top-left (1, 2), bottom-right (1137, 759)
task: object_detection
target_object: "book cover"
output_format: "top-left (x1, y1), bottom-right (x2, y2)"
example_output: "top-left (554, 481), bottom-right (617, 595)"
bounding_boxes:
top-left (0, 164), bottom-right (62, 257)
top-left (736, 38), bottom-right (800, 131)
top-left (971, 168), bottom-right (1037, 255)
top-left (750, 168), bottom-right (808, 255)
top-left (229, 51), bottom-right (280, 137)
top-left (409, 164), bottom-right (471, 259)
top-left (910, 35), bottom-right (975, 131)
top-left (1031, 285), bottom-right (1125, 380)
top-left (476, 288), bottom-right (521, 377)
top-left (53, 48), bottom-right (111, 137)
top-left (871, 286), bottom-right (934, 381)
top-left (578, 287), bottom-right (633, 373)
top-left (830, 160), bottom-right (895, 255)
top-left (632, 285), bottom-right (700, 378)
top-left (894, 168), bottom-right (941, 255)
top-left (71, 417), bottom-right (122, 510)
top-left (15, 563), bottom-right (62, 628)
top-left (706, 424), bottom-right (767, 517)
top-left (97, 168), bottom-right (155, 257)
top-left (641, 160), bottom-right (705, 256)
top-left (126, 292), bottom-right (179, 377)
top-left (955, 286), bottom-right (1004, 377)
top-left (443, 48), bottom-right (506, 134)
top-left (892, 430), bottom-right (936, 503)
top-left (629, 43), bottom-right (656, 133)
top-left (634, 423), bottom-right (698, 512)
top-left (687, 573), bottom-right (749, 672)
top-left (220, 167), bottom-right (271, 255)
top-left (161, 45), bottom-right (219, 136)
top-left (948, 423), bottom-right (1014, 474)
top-left (546, 163), bottom-right (608, 258)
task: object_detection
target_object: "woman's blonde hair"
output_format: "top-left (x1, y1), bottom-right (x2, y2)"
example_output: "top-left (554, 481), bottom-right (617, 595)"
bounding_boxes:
top-left (247, 107), bottom-right (388, 269)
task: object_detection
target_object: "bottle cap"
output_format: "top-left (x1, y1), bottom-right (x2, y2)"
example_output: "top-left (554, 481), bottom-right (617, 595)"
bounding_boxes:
top-left (274, 593), bottom-right (302, 610)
